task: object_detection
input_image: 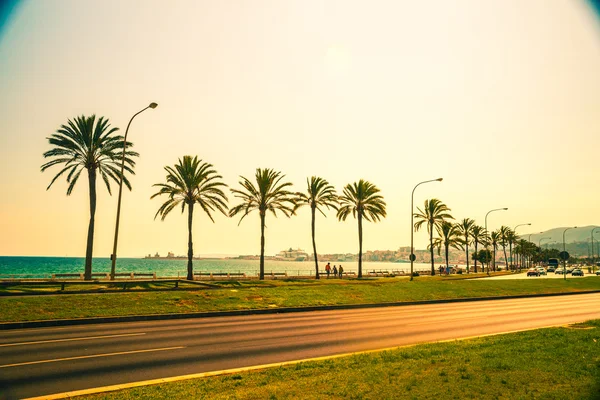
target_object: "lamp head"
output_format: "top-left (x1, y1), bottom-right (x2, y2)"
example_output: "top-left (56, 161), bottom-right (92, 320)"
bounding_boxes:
top-left (526, 223), bottom-right (531, 225)
top-left (149, 102), bottom-right (158, 109)
top-left (503, 208), bottom-right (508, 210)
top-left (436, 178), bottom-right (443, 182)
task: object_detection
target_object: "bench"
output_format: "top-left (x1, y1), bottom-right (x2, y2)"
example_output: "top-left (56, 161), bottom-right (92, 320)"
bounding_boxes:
top-left (269, 272), bottom-right (288, 279)
top-left (368, 270), bottom-right (391, 277)
top-left (195, 272), bottom-right (247, 280)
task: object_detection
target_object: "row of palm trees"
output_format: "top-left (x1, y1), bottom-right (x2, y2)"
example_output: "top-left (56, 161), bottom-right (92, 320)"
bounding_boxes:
top-left (41, 115), bottom-right (388, 280)
top-left (412, 199), bottom-right (531, 275)
top-left (42, 114), bottom-right (532, 281)
top-left (154, 162), bottom-right (387, 280)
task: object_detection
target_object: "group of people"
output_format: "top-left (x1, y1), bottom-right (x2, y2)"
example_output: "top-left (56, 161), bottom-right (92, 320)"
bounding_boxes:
top-left (324, 262), bottom-right (344, 278)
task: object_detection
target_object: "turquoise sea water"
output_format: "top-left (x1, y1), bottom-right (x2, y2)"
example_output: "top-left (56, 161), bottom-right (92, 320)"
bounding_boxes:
top-left (0, 257), bottom-right (431, 278)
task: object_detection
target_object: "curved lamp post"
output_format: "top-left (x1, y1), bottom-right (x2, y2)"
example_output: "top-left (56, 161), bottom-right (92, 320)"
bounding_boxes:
top-left (527, 232), bottom-right (541, 268)
top-left (410, 178), bottom-right (443, 281)
top-left (562, 226), bottom-right (577, 281)
top-left (513, 223), bottom-right (531, 269)
top-left (110, 102), bottom-right (158, 280)
top-left (484, 208), bottom-right (507, 274)
top-left (591, 227), bottom-right (600, 272)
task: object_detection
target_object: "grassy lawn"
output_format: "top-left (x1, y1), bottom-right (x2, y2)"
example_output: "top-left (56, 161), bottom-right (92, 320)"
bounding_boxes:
top-left (83, 320), bottom-right (600, 400)
top-left (0, 277), bottom-right (599, 323)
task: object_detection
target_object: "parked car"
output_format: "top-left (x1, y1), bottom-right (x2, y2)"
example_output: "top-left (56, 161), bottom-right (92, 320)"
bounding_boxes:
top-left (527, 268), bottom-right (539, 277)
top-left (596, 270), bottom-right (600, 276)
top-left (572, 269), bottom-right (584, 277)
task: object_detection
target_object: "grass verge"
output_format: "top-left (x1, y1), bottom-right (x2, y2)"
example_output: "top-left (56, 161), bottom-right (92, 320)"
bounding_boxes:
top-left (0, 277), bottom-right (599, 323)
top-left (82, 320), bottom-right (600, 400)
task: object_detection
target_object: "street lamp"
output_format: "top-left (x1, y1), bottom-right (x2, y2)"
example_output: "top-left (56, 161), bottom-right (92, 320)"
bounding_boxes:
top-left (513, 223), bottom-right (531, 269)
top-left (591, 227), bottom-right (600, 272)
top-left (484, 207), bottom-right (507, 273)
top-left (110, 102), bottom-right (158, 280)
top-left (527, 232), bottom-right (542, 268)
top-left (410, 178), bottom-right (443, 281)
top-left (562, 226), bottom-right (577, 281)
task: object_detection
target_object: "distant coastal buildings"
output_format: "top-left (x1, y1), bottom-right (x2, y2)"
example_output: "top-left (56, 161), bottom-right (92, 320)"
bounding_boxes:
top-left (145, 246), bottom-right (466, 263)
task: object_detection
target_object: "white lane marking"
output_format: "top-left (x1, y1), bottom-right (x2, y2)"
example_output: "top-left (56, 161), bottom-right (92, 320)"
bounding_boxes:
top-left (0, 346), bottom-right (184, 368)
top-left (0, 332), bottom-right (146, 347)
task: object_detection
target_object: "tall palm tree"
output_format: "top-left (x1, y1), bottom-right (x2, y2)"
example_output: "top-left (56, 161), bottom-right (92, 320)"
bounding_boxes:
top-left (499, 226), bottom-right (512, 271)
top-left (505, 229), bottom-right (518, 271)
top-left (413, 199), bottom-right (453, 276)
top-left (41, 115), bottom-right (138, 280)
top-left (152, 156), bottom-right (228, 280)
top-left (295, 177), bottom-right (338, 279)
top-left (337, 180), bottom-right (387, 278)
top-left (230, 168), bottom-right (296, 280)
top-left (456, 218), bottom-right (475, 273)
top-left (471, 225), bottom-right (488, 273)
top-left (433, 221), bottom-right (464, 272)
top-left (490, 230), bottom-right (501, 272)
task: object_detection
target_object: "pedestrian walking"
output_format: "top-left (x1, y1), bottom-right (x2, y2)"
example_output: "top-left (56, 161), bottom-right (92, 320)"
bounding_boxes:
top-left (332, 265), bottom-right (338, 278)
top-left (339, 265), bottom-right (344, 278)
top-left (325, 262), bottom-right (331, 278)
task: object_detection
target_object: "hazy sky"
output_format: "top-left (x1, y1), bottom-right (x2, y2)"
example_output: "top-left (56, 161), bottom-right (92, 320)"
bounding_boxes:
top-left (1, 0), bottom-right (599, 257)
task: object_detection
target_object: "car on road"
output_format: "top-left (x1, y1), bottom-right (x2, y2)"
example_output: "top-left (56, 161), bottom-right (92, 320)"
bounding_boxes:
top-left (595, 270), bottom-right (600, 276)
top-left (555, 268), bottom-right (566, 274)
top-left (536, 267), bottom-right (547, 275)
top-left (572, 269), bottom-right (584, 277)
top-left (527, 268), bottom-right (540, 277)
top-left (547, 266), bottom-right (556, 273)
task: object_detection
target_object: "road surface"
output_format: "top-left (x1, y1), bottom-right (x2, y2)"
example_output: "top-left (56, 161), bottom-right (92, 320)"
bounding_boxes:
top-left (2, 292), bottom-right (600, 399)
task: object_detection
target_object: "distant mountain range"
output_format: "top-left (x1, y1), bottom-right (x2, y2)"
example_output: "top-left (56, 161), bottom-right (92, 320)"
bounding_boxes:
top-left (520, 226), bottom-right (599, 247)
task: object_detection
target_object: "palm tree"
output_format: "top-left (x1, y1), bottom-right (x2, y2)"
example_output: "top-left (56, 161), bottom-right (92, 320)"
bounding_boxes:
top-left (456, 218), bottom-right (475, 273)
top-left (490, 230), bottom-right (501, 272)
top-left (499, 226), bottom-right (512, 272)
top-left (337, 180), bottom-right (387, 278)
top-left (295, 177), bottom-right (338, 279)
top-left (433, 221), bottom-right (464, 272)
top-left (230, 168), bottom-right (296, 280)
top-left (471, 225), bottom-right (488, 273)
top-left (413, 199), bottom-right (453, 276)
top-left (505, 229), bottom-right (518, 271)
top-left (152, 156), bottom-right (228, 280)
top-left (41, 115), bottom-right (138, 280)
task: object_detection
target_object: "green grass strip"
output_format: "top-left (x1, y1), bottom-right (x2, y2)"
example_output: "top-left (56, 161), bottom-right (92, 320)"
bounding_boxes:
top-left (83, 320), bottom-right (600, 399)
top-left (0, 278), bottom-right (599, 323)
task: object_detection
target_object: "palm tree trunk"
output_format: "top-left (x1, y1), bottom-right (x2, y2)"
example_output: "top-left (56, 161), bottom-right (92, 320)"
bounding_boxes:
top-left (260, 212), bottom-right (266, 280)
top-left (445, 244), bottom-right (449, 271)
top-left (474, 240), bottom-right (478, 273)
top-left (429, 222), bottom-right (435, 276)
top-left (84, 168), bottom-right (97, 281)
top-left (311, 206), bottom-right (319, 279)
top-left (358, 212), bottom-right (363, 278)
top-left (465, 233), bottom-right (469, 274)
top-left (502, 245), bottom-right (508, 272)
top-left (186, 202), bottom-right (194, 280)
top-left (509, 243), bottom-right (513, 271)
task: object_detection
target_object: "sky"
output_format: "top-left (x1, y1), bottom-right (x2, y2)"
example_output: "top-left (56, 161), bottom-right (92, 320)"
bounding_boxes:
top-left (0, 0), bottom-right (599, 258)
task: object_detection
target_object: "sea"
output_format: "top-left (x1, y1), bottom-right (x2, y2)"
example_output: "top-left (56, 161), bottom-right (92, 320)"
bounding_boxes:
top-left (0, 256), bottom-right (439, 279)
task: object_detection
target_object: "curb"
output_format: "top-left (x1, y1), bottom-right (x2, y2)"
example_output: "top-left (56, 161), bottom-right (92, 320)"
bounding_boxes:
top-left (2, 289), bottom-right (600, 330)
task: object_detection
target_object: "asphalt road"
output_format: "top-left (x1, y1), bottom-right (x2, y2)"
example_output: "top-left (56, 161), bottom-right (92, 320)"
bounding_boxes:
top-left (2, 293), bottom-right (600, 399)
